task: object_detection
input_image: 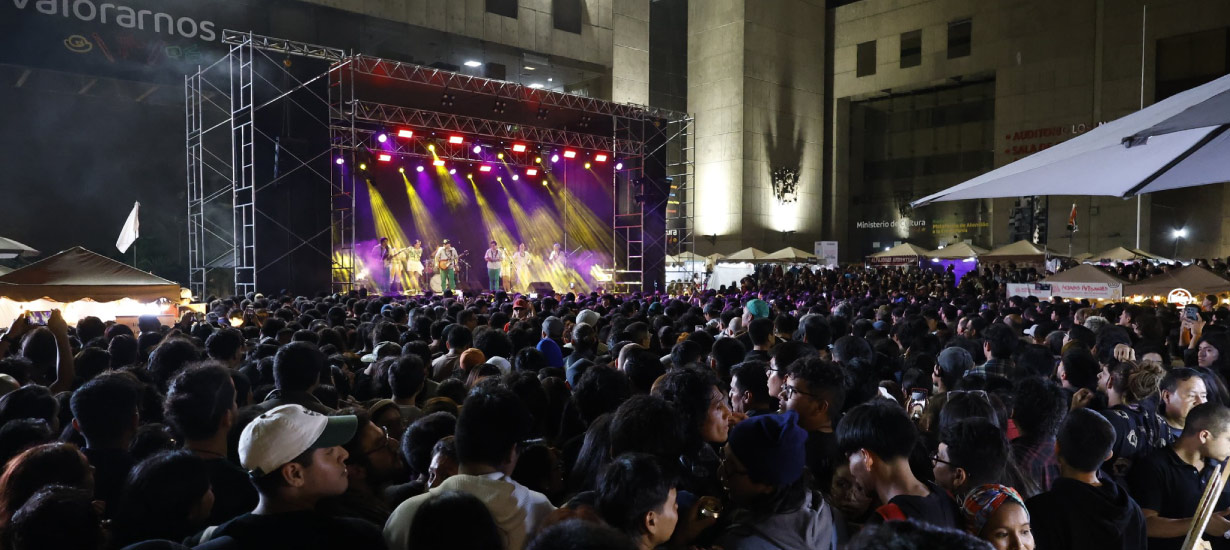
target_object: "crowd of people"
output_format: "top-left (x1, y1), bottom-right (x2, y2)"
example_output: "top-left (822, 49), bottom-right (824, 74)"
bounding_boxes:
top-left (1, 260), bottom-right (1229, 550)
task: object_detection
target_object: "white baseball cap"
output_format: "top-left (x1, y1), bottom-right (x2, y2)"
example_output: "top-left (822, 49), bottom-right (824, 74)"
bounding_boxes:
top-left (239, 404), bottom-right (358, 478)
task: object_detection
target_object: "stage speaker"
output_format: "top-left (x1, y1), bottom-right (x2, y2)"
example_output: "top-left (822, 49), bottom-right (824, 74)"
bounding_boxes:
top-left (529, 282), bottom-right (554, 295)
top-left (458, 280), bottom-right (485, 296)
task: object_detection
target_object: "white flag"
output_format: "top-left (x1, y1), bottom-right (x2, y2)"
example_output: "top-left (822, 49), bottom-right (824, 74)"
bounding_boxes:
top-left (116, 202), bottom-right (140, 253)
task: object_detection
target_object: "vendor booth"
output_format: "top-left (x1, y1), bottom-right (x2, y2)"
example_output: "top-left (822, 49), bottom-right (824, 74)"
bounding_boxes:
top-left (1007, 264), bottom-right (1130, 300)
top-left (0, 247), bottom-right (183, 326)
top-left (1126, 264), bottom-right (1230, 302)
top-left (765, 247), bottom-right (818, 262)
top-left (710, 248), bottom-right (769, 289)
top-left (925, 242), bottom-right (986, 282)
top-left (1086, 246), bottom-right (1170, 264)
top-left (979, 240), bottom-right (1063, 271)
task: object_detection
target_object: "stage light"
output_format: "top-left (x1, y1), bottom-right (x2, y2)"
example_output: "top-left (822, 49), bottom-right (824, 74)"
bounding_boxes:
top-left (359, 163), bottom-right (367, 171)
top-left (397, 129), bottom-right (413, 139)
top-left (526, 168), bottom-right (539, 176)
top-left (535, 157), bottom-right (542, 164)
top-left (467, 173), bottom-right (473, 179)
top-left (615, 162), bottom-right (623, 170)
top-left (584, 162), bottom-right (591, 169)
top-left (428, 144), bottom-right (436, 152)
top-left (449, 168), bottom-right (457, 175)
top-left (512, 175), bottom-right (519, 181)
top-left (542, 180), bottom-right (548, 187)
top-left (479, 165), bottom-right (493, 172)
top-left (497, 177), bottom-right (503, 182)
top-left (449, 135), bottom-right (464, 144)
top-left (464, 60), bottom-right (482, 67)
top-left (551, 154), bottom-right (560, 163)
top-left (377, 133), bottom-right (388, 143)
top-left (398, 167), bottom-right (405, 173)
top-left (335, 157), bottom-right (344, 165)
top-left (433, 159), bottom-right (445, 167)
top-left (594, 153), bottom-right (608, 162)
top-left (529, 83), bottom-right (544, 89)
top-left (563, 150), bottom-right (577, 159)
top-left (416, 166), bottom-right (425, 172)
top-left (472, 145), bottom-right (482, 154)
top-left (377, 153), bottom-right (392, 162)
top-left (512, 143), bottom-right (527, 153)
top-left (497, 152), bottom-right (504, 160)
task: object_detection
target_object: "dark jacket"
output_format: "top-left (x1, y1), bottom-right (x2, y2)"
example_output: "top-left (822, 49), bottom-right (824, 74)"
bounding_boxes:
top-left (1027, 475), bottom-right (1147, 550)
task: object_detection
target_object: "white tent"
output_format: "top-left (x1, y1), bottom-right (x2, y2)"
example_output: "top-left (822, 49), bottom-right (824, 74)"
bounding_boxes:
top-left (911, 73), bottom-right (1230, 206)
top-left (927, 242), bottom-right (988, 259)
top-left (0, 237), bottom-right (38, 260)
top-left (765, 247), bottom-right (818, 261)
top-left (722, 247), bottom-right (771, 262)
top-left (868, 243), bottom-right (929, 266)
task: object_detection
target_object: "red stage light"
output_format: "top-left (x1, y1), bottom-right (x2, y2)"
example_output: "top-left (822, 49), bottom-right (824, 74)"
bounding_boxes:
top-left (432, 159), bottom-right (446, 167)
top-left (397, 129), bottom-right (413, 138)
top-left (448, 135), bottom-right (464, 144)
top-left (563, 150), bottom-right (577, 159)
top-left (512, 143), bottom-right (527, 152)
top-left (377, 153), bottom-right (392, 162)
top-left (479, 165), bottom-right (493, 172)
top-left (594, 153), bottom-right (608, 162)
top-left (526, 168), bottom-right (538, 176)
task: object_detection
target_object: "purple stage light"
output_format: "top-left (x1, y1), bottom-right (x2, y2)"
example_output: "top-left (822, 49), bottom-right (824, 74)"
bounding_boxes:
top-left (377, 133), bottom-right (388, 143)
top-left (472, 145), bottom-right (482, 154)
top-left (615, 162), bottom-right (623, 170)
top-left (416, 166), bottom-right (424, 172)
top-left (335, 157), bottom-right (344, 165)
top-left (551, 154), bottom-right (560, 163)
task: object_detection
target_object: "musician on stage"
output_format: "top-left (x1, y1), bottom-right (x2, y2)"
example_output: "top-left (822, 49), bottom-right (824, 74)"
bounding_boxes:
top-left (549, 243), bottom-right (565, 266)
top-left (405, 239), bottom-right (424, 293)
top-left (484, 240), bottom-right (505, 292)
top-left (374, 237), bottom-right (394, 292)
top-left (434, 240), bottom-right (460, 293)
top-left (511, 243), bottom-right (531, 292)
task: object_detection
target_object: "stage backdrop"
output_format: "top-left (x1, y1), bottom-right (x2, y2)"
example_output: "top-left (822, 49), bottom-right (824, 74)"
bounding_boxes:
top-left (352, 159), bottom-right (614, 294)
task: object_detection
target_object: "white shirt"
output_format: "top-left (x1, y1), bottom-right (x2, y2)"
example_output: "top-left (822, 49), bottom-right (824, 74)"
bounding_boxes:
top-left (434, 246), bottom-right (458, 266)
top-left (485, 248), bottom-right (504, 270)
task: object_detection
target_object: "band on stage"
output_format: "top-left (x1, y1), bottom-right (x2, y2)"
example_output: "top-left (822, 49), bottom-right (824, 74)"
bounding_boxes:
top-left (372, 237), bottom-right (573, 295)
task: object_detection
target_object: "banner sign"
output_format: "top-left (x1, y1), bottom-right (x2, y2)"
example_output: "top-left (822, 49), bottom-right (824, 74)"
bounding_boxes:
top-left (1008, 282), bottom-right (1122, 300)
top-left (815, 241), bottom-right (838, 267)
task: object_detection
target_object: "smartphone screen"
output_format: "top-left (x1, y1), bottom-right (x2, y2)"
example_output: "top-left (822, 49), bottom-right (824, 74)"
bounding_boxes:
top-left (1185, 305), bottom-right (1201, 322)
top-left (27, 311), bottom-right (52, 325)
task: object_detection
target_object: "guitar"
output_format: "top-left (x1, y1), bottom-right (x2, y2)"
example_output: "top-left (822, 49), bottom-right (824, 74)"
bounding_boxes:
top-left (437, 250), bottom-right (467, 270)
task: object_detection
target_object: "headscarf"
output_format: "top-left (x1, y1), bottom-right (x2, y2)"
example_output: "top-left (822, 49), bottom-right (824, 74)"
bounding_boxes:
top-left (961, 484), bottom-right (1027, 536)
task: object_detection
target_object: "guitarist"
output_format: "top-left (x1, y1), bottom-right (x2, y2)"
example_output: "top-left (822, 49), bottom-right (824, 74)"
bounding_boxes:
top-left (434, 240), bottom-right (460, 293)
top-left (374, 237), bottom-right (394, 293)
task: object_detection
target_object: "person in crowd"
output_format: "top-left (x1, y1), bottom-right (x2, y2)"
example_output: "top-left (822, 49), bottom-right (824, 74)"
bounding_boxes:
top-left (431, 325), bottom-right (471, 381)
top-left (934, 347), bottom-right (973, 396)
top-left (69, 372), bottom-right (140, 512)
top-left (1011, 377), bottom-right (1068, 493)
top-left (961, 484), bottom-right (1034, 550)
top-left (320, 408), bottom-right (407, 525)
top-left (1097, 361), bottom-right (1168, 479)
top-left (1027, 408), bottom-right (1147, 550)
top-left (767, 340), bottom-right (816, 399)
top-left (837, 399), bottom-right (960, 528)
top-left (651, 367), bottom-right (731, 496)
top-left (165, 362), bottom-right (257, 525)
top-left (405, 490), bottom-right (506, 549)
top-left (110, 449), bottom-right (215, 547)
top-left (1129, 402), bottom-right (1230, 550)
top-left (715, 410), bottom-right (836, 549)
top-left (1159, 367), bottom-right (1209, 442)
top-left (745, 318), bottom-right (776, 362)
top-left (934, 418), bottom-right (1010, 503)
top-left (970, 323), bottom-right (1017, 379)
top-left (385, 386), bottom-right (555, 550)
top-left (207, 404), bottom-right (384, 549)
top-left (262, 342), bottom-right (333, 414)
top-left (388, 354), bottom-right (427, 430)
top-left (7, 485), bottom-right (104, 550)
top-left (594, 453), bottom-right (680, 550)
top-left (728, 361), bottom-right (777, 417)
top-left (781, 356), bottom-right (847, 492)
top-left (0, 442), bottom-right (94, 532)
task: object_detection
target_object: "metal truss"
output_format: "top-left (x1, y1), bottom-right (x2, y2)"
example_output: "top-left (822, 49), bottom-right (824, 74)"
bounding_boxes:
top-left (349, 101), bottom-right (635, 155)
top-left (221, 30), bottom-right (347, 62)
top-left (186, 31), bottom-right (342, 297)
top-left (349, 56), bottom-right (686, 122)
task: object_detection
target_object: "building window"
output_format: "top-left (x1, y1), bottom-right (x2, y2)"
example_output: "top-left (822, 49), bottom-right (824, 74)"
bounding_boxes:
top-left (900, 30), bottom-right (922, 68)
top-left (554, 0), bottom-right (583, 34)
top-left (948, 19), bottom-right (972, 58)
top-left (856, 41), bottom-right (876, 77)
top-left (486, 0), bottom-right (518, 18)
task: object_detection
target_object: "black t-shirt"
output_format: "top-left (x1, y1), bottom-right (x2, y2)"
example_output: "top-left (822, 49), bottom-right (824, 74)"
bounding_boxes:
top-left (869, 481), bottom-right (960, 529)
top-left (804, 430), bottom-right (842, 493)
top-left (210, 510), bottom-right (385, 550)
top-left (1127, 447), bottom-right (1230, 550)
top-left (80, 447), bottom-right (134, 516)
top-left (203, 457), bottom-right (259, 526)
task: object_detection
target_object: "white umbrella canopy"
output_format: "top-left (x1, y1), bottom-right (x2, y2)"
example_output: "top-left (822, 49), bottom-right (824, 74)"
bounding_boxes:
top-left (722, 247), bottom-right (771, 262)
top-left (926, 242), bottom-right (988, 259)
top-left (764, 247), bottom-right (818, 261)
top-left (0, 237), bottom-right (39, 260)
top-left (911, 73), bottom-right (1230, 206)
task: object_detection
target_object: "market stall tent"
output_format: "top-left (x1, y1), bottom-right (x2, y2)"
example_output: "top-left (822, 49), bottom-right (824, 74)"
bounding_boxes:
top-left (1086, 246), bottom-right (1170, 263)
top-left (765, 247), bottom-right (818, 261)
top-left (926, 242), bottom-right (988, 259)
top-left (0, 247), bottom-right (182, 326)
top-left (868, 243), bottom-right (930, 266)
top-left (1126, 264), bottom-right (1230, 296)
top-left (722, 247), bottom-right (771, 262)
